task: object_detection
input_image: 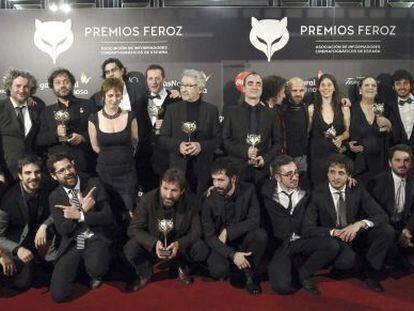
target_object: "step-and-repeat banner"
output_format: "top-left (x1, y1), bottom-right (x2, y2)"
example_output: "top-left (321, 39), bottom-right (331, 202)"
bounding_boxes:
top-left (0, 8), bottom-right (412, 111)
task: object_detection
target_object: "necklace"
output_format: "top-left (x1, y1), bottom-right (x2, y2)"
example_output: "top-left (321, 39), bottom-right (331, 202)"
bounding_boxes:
top-left (102, 108), bottom-right (121, 119)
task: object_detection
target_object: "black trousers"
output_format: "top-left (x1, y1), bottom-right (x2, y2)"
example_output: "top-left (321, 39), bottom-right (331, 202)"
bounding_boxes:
top-left (50, 237), bottom-right (110, 303)
top-left (123, 238), bottom-right (209, 281)
top-left (268, 237), bottom-right (339, 294)
top-left (332, 224), bottom-right (395, 272)
top-left (206, 228), bottom-right (268, 279)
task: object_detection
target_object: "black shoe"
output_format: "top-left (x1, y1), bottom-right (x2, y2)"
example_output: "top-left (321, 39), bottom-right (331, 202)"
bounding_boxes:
top-left (300, 278), bottom-right (320, 295)
top-left (125, 277), bottom-right (150, 292)
top-left (90, 278), bottom-right (103, 290)
top-left (245, 276), bottom-right (262, 295)
top-left (365, 277), bottom-right (384, 293)
top-left (178, 266), bottom-right (194, 285)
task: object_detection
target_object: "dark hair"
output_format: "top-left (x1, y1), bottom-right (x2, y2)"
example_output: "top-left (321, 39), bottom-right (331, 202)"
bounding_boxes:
top-left (327, 154), bottom-right (353, 175)
top-left (388, 144), bottom-right (413, 161)
top-left (261, 75), bottom-right (287, 103)
top-left (101, 78), bottom-right (124, 99)
top-left (270, 155), bottom-right (295, 175)
top-left (211, 157), bottom-right (238, 178)
top-left (243, 71), bottom-right (262, 86)
top-left (101, 58), bottom-right (127, 79)
top-left (161, 168), bottom-right (186, 190)
top-left (392, 69), bottom-right (413, 84)
top-left (146, 64), bottom-right (165, 78)
top-left (313, 73), bottom-right (342, 117)
top-left (47, 152), bottom-right (74, 174)
top-left (48, 68), bottom-right (76, 89)
top-left (17, 155), bottom-right (42, 174)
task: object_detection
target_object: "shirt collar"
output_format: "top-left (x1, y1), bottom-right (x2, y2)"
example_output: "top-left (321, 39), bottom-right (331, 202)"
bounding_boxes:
top-left (276, 182), bottom-right (297, 195)
top-left (398, 93), bottom-right (414, 103)
top-left (151, 88), bottom-right (167, 98)
top-left (10, 97), bottom-right (27, 109)
top-left (329, 183), bottom-right (346, 195)
top-left (391, 170), bottom-right (406, 184)
top-left (63, 177), bottom-right (81, 195)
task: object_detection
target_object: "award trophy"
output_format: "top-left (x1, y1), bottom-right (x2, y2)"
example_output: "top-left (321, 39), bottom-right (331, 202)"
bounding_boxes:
top-left (324, 125), bottom-right (346, 153)
top-left (158, 219), bottom-right (174, 257)
top-left (181, 122), bottom-right (197, 142)
top-left (246, 134), bottom-right (261, 167)
top-left (148, 104), bottom-right (164, 135)
top-left (372, 103), bottom-right (386, 132)
top-left (54, 110), bottom-right (71, 142)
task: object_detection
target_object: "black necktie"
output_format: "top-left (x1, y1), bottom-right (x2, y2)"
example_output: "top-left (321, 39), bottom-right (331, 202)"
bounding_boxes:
top-left (398, 98), bottom-right (413, 106)
top-left (282, 191), bottom-right (294, 215)
top-left (336, 191), bottom-right (347, 228)
top-left (148, 94), bottom-right (161, 100)
top-left (249, 105), bottom-right (259, 134)
top-left (16, 106), bottom-right (25, 134)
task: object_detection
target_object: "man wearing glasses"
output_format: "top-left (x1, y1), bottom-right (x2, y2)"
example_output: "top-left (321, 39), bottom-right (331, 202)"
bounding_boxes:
top-left (261, 155), bottom-right (339, 295)
top-left (159, 69), bottom-right (220, 196)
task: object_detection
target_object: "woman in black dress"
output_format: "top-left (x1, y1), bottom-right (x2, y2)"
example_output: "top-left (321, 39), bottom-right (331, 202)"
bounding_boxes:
top-left (88, 78), bottom-right (138, 223)
top-left (308, 74), bottom-right (350, 185)
top-left (349, 76), bottom-right (392, 184)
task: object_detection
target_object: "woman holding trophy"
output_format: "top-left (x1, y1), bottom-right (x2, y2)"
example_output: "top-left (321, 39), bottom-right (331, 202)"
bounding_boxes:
top-left (308, 73), bottom-right (350, 185)
top-left (88, 78), bottom-right (138, 228)
top-left (349, 76), bottom-right (392, 184)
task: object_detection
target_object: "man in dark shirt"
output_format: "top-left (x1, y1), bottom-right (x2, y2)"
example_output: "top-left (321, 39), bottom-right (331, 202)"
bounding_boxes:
top-left (202, 158), bottom-right (268, 295)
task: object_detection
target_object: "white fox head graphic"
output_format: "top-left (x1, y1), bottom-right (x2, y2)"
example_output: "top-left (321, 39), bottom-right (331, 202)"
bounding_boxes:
top-left (249, 17), bottom-right (289, 62)
top-left (33, 19), bottom-right (74, 64)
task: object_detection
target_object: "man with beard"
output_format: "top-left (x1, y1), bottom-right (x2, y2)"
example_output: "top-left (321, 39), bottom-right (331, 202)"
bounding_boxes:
top-left (37, 68), bottom-right (96, 174)
top-left (0, 70), bottom-right (44, 184)
top-left (202, 158), bottom-right (268, 295)
top-left (47, 153), bottom-right (112, 303)
top-left (369, 144), bottom-right (414, 270)
top-left (159, 69), bottom-right (220, 195)
top-left (0, 155), bottom-right (54, 290)
top-left (123, 168), bottom-right (208, 291)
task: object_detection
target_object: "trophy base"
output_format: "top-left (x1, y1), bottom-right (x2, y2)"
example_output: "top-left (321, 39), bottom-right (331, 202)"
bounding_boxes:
top-left (248, 159), bottom-right (260, 168)
top-left (58, 136), bottom-right (69, 143)
top-left (159, 248), bottom-right (172, 257)
top-left (379, 127), bottom-right (387, 132)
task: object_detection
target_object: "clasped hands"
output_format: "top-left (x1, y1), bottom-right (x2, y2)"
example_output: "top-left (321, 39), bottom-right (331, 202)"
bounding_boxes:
top-left (155, 240), bottom-right (179, 260)
top-left (247, 146), bottom-right (264, 167)
top-left (332, 221), bottom-right (367, 243)
top-left (179, 141), bottom-right (201, 156)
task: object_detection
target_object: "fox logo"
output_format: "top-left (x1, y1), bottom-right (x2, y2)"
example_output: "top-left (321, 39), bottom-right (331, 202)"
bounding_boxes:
top-left (249, 17), bottom-right (289, 62)
top-left (33, 19), bottom-right (74, 64)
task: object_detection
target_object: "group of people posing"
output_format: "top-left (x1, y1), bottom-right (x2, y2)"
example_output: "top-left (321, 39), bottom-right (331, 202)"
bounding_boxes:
top-left (0, 58), bottom-right (413, 302)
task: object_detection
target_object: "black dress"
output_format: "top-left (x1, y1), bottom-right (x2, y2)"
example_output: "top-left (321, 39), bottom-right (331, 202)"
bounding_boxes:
top-left (349, 102), bottom-right (388, 184)
top-left (309, 107), bottom-right (345, 185)
top-left (89, 111), bottom-right (137, 211)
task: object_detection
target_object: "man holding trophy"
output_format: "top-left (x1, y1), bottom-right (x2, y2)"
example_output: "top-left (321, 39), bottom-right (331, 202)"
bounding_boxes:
top-left (37, 68), bottom-right (96, 173)
top-left (159, 69), bottom-right (220, 195)
top-left (124, 168), bottom-right (208, 292)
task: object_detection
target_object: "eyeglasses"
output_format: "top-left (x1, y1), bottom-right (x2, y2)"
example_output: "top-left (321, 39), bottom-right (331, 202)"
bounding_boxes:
top-left (278, 170), bottom-right (299, 178)
top-left (54, 164), bottom-right (75, 175)
top-left (179, 83), bottom-right (197, 89)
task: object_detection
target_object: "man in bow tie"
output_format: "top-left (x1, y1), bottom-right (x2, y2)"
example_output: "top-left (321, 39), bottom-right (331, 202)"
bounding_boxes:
top-left (389, 69), bottom-right (414, 150)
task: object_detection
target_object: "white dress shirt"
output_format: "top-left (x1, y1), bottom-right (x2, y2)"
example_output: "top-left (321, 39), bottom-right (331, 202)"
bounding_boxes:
top-left (10, 97), bottom-right (32, 136)
top-left (392, 171), bottom-right (406, 214)
top-left (119, 84), bottom-right (132, 111)
top-left (397, 94), bottom-right (414, 139)
top-left (149, 88), bottom-right (168, 126)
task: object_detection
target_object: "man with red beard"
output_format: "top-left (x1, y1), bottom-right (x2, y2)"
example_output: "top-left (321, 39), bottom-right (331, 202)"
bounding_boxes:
top-left (0, 155), bottom-right (54, 290)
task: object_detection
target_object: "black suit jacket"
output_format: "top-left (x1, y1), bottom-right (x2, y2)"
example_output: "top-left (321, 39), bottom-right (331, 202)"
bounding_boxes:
top-left (37, 96), bottom-right (96, 172)
top-left (159, 100), bottom-right (220, 192)
top-left (368, 170), bottom-right (414, 231)
top-left (388, 96), bottom-right (414, 149)
top-left (127, 189), bottom-right (202, 253)
top-left (0, 98), bottom-right (43, 179)
top-left (49, 176), bottom-right (112, 260)
top-left (303, 183), bottom-right (388, 238)
top-left (201, 182), bottom-right (260, 259)
top-left (0, 183), bottom-right (52, 256)
top-left (222, 102), bottom-right (283, 168)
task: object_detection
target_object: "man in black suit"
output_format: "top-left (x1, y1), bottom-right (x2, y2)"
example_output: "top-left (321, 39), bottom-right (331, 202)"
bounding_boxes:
top-left (37, 68), bottom-right (96, 174)
top-left (368, 144), bottom-right (414, 268)
top-left (0, 70), bottom-right (43, 184)
top-left (222, 72), bottom-right (283, 186)
top-left (47, 153), bottom-right (112, 303)
top-left (261, 155), bottom-right (339, 295)
top-left (388, 69), bottom-right (414, 149)
top-left (202, 158), bottom-right (267, 295)
top-left (303, 154), bottom-right (394, 292)
top-left (0, 155), bottom-right (54, 290)
top-left (159, 69), bottom-right (220, 195)
top-left (124, 168), bottom-right (208, 291)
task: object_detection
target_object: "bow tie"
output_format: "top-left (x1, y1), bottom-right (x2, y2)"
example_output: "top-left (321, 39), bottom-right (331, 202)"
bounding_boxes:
top-left (398, 98), bottom-right (413, 106)
top-left (148, 94), bottom-right (161, 100)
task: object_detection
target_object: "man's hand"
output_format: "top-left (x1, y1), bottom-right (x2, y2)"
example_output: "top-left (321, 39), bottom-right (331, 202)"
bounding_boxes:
top-left (68, 133), bottom-right (84, 145)
top-left (27, 97), bottom-right (39, 108)
top-left (34, 224), bottom-right (48, 248)
top-left (332, 137), bottom-right (343, 149)
top-left (0, 253), bottom-right (16, 277)
top-left (17, 247), bottom-right (34, 263)
top-left (400, 228), bottom-right (414, 248)
top-left (337, 221), bottom-right (366, 242)
top-left (0, 174), bottom-right (5, 184)
top-left (81, 187), bottom-right (96, 212)
top-left (233, 252), bottom-right (252, 270)
top-left (218, 229), bottom-right (227, 244)
top-left (179, 142), bottom-right (190, 156)
top-left (347, 176), bottom-right (358, 188)
top-left (204, 186), bottom-right (215, 198)
top-left (349, 141), bottom-right (364, 153)
top-left (155, 240), bottom-right (168, 259)
top-left (187, 142), bottom-right (202, 156)
top-left (155, 119), bottom-right (163, 131)
top-left (55, 203), bottom-right (81, 220)
top-left (166, 241), bottom-right (179, 259)
top-left (57, 124), bottom-right (67, 138)
top-left (169, 89), bottom-right (181, 99)
top-left (247, 146), bottom-right (258, 159)
top-left (254, 156), bottom-right (265, 168)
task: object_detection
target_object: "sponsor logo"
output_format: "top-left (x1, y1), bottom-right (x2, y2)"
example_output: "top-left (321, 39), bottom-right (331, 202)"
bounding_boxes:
top-left (249, 17), bottom-right (289, 62)
top-left (34, 19), bottom-right (74, 64)
top-left (80, 73), bottom-right (92, 84)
